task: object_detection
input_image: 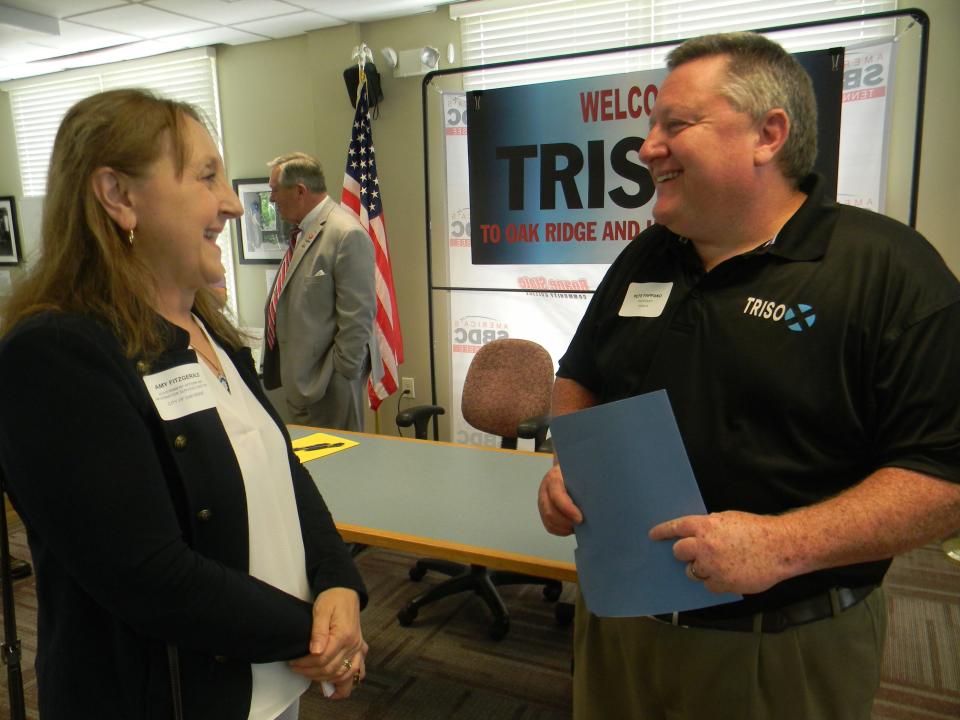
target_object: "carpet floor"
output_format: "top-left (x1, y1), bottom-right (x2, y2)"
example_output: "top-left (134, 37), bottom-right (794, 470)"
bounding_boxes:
top-left (0, 521), bottom-right (957, 719)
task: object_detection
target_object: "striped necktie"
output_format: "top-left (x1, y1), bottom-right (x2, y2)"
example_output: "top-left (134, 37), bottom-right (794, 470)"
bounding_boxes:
top-left (265, 227), bottom-right (302, 350)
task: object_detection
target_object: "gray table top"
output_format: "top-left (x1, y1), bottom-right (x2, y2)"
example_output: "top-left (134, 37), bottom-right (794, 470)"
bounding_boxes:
top-left (291, 427), bottom-right (577, 579)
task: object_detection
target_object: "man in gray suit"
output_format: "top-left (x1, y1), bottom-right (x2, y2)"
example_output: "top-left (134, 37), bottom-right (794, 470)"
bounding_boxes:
top-left (262, 152), bottom-right (377, 431)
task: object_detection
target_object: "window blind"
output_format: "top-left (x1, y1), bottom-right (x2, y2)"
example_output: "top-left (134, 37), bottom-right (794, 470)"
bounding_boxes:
top-left (451, 0), bottom-right (899, 90)
top-left (4, 48), bottom-right (220, 197)
top-left (7, 76), bottom-right (102, 198)
top-left (2, 48), bottom-right (236, 314)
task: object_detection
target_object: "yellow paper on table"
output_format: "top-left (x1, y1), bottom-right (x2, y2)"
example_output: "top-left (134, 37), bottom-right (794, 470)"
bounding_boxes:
top-left (292, 432), bottom-right (358, 463)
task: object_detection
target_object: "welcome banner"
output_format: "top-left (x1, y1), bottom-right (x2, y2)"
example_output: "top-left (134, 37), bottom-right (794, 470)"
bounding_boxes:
top-left (443, 92), bottom-right (611, 291)
top-left (467, 68), bottom-right (667, 266)
top-left (466, 49), bottom-right (843, 266)
top-left (436, 48), bottom-right (853, 446)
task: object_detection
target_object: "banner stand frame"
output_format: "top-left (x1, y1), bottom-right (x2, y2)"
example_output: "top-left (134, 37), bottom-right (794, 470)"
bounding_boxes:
top-left (419, 9), bottom-right (930, 440)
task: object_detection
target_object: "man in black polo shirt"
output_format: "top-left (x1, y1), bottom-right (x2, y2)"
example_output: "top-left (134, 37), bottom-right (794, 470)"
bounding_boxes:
top-left (537, 32), bottom-right (960, 720)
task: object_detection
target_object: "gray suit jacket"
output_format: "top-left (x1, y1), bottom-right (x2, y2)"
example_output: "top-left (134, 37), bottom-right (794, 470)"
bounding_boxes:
top-left (262, 200), bottom-right (379, 412)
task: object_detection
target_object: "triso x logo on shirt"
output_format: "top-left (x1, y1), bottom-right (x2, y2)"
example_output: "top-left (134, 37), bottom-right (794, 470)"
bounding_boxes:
top-left (742, 296), bottom-right (817, 333)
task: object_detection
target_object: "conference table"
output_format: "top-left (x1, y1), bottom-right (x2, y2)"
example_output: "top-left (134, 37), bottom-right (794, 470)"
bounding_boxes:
top-left (289, 425), bottom-right (578, 584)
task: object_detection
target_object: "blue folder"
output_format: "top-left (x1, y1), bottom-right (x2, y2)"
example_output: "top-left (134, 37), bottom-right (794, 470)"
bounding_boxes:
top-left (551, 389), bottom-right (740, 617)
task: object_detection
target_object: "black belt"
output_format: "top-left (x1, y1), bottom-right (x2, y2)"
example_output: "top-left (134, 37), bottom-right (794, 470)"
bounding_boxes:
top-left (651, 586), bottom-right (877, 633)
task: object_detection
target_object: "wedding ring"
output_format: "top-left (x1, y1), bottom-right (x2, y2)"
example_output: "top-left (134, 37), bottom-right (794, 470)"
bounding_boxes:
top-left (341, 658), bottom-right (353, 671)
top-left (353, 672), bottom-right (361, 687)
top-left (687, 563), bottom-right (708, 581)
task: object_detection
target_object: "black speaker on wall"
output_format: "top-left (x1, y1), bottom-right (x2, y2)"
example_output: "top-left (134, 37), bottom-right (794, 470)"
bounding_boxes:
top-left (343, 62), bottom-right (384, 110)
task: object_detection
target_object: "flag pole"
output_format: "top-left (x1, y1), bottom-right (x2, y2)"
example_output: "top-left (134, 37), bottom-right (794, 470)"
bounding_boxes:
top-left (356, 44), bottom-right (378, 438)
top-left (342, 42), bottom-right (404, 425)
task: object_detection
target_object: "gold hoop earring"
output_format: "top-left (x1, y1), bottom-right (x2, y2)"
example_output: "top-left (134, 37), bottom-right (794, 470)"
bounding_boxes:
top-left (128, 228), bottom-right (135, 246)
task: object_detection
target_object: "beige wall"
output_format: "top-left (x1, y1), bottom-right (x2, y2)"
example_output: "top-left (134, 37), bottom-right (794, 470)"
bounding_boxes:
top-left (217, 26), bottom-right (355, 327)
top-left (903, 0), bottom-right (960, 272)
top-left (217, 9), bottom-right (460, 431)
top-left (0, 89), bottom-right (24, 286)
top-left (0, 2), bottom-right (957, 434)
top-left (344, 12), bottom-right (462, 432)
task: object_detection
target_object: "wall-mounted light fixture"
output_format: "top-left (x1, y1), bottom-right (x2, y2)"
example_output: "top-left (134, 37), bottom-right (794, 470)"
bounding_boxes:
top-left (381, 47), bottom-right (399, 69)
top-left (380, 44), bottom-right (454, 78)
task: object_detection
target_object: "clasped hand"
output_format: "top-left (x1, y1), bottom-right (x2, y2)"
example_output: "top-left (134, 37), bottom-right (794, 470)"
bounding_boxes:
top-left (288, 587), bottom-right (367, 699)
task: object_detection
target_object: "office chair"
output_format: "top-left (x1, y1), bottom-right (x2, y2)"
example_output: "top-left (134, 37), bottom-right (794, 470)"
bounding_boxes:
top-left (395, 338), bottom-right (563, 640)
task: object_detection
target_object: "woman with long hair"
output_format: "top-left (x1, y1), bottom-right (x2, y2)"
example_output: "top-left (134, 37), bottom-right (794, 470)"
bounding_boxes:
top-left (0, 89), bottom-right (367, 719)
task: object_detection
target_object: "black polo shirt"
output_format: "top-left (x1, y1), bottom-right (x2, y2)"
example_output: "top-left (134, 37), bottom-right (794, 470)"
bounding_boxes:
top-left (558, 174), bottom-right (960, 615)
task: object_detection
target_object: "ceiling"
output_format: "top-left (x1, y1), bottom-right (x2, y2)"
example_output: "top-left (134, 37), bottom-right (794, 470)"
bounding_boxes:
top-left (0, 0), bottom-right (464, 82)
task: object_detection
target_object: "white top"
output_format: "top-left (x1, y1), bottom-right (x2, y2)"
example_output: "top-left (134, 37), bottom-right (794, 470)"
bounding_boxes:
top-left (192, 322), bottom-right (311, 719)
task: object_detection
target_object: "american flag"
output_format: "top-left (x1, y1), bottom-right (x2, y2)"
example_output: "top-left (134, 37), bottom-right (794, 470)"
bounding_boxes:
top-left (341, 73), bottom-right (404, 410)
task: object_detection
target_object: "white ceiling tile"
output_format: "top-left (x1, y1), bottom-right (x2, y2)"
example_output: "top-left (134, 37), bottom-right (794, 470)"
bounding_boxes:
top-left (70, 4), bottom-right (215, 40)
top-left (162, 26), bottom-right (269, 48)
top-left (0, 60), bottom-right (67, 82)
top-left (291, 1), bottom-right (439, 22)
top-left (0, 23), bottom-right (49, 51)
top-left (234, 11), bottom-right (343, 39)
top-left (144, 0), bottom-right (299, 25)
top-left (0, 0), bottom-right (464, 76)
top-left (55, 37), bottom-right (185, 66)
top-left (0, 1), bottom-right (125, 18)
top-left (0, 37), bottom-right (181, 81)
top-left (0, 39), bottom-right (55, 64)
top-left (22, 20), bottom-right (138, 56)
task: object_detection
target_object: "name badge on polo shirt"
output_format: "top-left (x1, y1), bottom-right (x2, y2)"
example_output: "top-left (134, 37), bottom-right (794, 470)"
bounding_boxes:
top-left (143, 363), bottom-right (216, 421)
top-left (619, 282), bottom-right (673, 317)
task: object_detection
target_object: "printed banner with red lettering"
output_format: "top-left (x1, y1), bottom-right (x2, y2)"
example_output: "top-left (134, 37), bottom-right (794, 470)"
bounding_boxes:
top-left (467, 69), bottom-right (667, 266)
top-left (436, 46), bottom-right (884, 447)
top-left (837, 41), bottom-right (896, 212)
top-left (465, 49), bottom-right (846, 266)
top-left (443, 92), bottom-right (611, 291)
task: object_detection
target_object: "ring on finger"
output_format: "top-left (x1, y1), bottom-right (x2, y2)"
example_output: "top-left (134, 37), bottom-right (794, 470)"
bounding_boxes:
top-left (353, 672), bottom-right (361, 687)
top-left (341, 658), bottom-right (353, 671)
top-left (687, 563), bottom-right (708, 581)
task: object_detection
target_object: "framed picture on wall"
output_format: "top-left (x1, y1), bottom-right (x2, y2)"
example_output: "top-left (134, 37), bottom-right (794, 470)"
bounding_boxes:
top-left (0, 196), bottom-right (22, 266)
top-left (233, 178), bottom-right (287, 264)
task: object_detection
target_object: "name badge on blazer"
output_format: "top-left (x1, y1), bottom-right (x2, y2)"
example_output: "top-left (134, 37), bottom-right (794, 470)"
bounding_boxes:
top-left (143, 363), bottom-right (216, 421)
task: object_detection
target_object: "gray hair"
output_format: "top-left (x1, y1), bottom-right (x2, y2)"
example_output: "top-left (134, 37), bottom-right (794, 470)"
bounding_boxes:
top-left (666, 32), bottom-right (817, 185)
top-left (267, 151), bottom-right (326, 193)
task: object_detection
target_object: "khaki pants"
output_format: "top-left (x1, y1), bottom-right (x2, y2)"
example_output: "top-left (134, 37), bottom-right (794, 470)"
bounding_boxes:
top-left (573, 587), bottom-right (887, 720)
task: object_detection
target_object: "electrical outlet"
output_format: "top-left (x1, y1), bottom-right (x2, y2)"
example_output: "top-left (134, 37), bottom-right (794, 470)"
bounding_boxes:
top-left (401, 377), bottom-right (415, 398)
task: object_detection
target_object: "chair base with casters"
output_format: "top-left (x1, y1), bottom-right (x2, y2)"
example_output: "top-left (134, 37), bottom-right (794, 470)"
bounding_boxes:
top-left (395, 339), bottom-right (562, 639)
top-left (396, 560), bottom-right (563, 640)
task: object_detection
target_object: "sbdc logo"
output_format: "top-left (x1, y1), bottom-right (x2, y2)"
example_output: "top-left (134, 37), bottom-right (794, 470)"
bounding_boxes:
top-left (452, 316), bottom-right (509, 353)
top-left (449, 208), bottom-right (470, 248)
